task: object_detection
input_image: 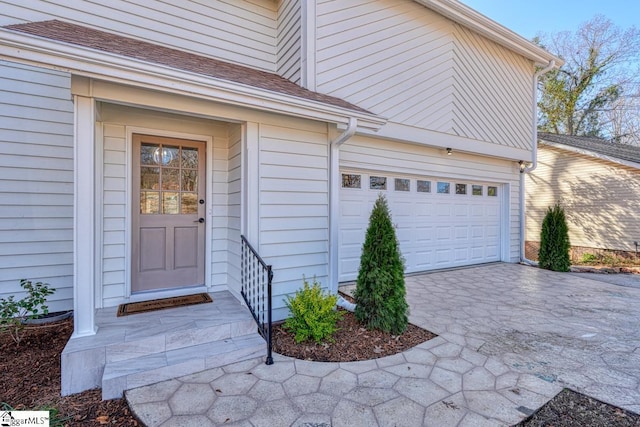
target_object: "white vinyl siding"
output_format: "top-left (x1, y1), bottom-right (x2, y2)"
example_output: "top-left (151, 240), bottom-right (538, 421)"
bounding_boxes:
top-left (315, 0), bottom-right (534, 150)
top-left (258, 118), bottom-right (329, 321)
top-left (97, 104), bottom-right (236, 307)
top-left (0, 60), bottom-right (73, 312)
top-left (340, 135), bottom-right (520, 264)
top-left (277, 0), bottom-right (302, 84)
top-left (526, 145), bottom-right (640, 252)
top-left (0, 0), bottom-right (278, 72)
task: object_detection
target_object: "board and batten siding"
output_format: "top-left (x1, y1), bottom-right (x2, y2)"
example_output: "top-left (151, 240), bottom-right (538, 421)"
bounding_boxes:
top-left (277, 0), bottom-right (302, 84)
top-left (0, 0), bottom-right (278, 72)
top-left (97, 104), bottom-right (237, 307)
top-left (258, 118), bottom-right (329, 321)
top-left (0, 60), bottom-right (73, 312)
top-left (315, 0), bottom-right (534, 150)
top-left (526, 145), bottom-right (640, 252)
top-left (340, 135), bottom-right (521, 263)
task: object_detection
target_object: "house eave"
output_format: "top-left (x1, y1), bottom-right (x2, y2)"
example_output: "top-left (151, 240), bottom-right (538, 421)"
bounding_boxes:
top-left (415, 0), bottom-right (563, 66)
top-left (540, 140), bottom-right (640, 170)
top-left (0, 28), bottom-right (386, 131)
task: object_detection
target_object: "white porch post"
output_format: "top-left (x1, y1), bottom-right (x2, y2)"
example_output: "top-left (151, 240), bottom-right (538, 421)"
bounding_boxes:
top-left (72, 94), bottom-right (97, 337)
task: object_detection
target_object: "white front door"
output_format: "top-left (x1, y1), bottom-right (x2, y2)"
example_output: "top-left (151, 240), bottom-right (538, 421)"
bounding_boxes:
top-left (131, 134), bottom-right (206, 292)
top-left (339, 171), bottom-right (502, 281)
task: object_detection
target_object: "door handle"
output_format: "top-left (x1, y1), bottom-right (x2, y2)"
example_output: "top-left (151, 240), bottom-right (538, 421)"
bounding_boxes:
top-left (194, 218), bottom-right (205, 223)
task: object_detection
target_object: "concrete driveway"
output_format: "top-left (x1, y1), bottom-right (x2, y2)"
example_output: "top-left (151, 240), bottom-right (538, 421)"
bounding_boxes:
top-left (408, 263), bottom-right (640, 414)
top-left (127, 263), bottom-right (640, 426)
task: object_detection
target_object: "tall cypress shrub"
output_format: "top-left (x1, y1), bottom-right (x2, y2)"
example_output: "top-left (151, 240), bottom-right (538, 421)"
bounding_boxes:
top-left (354, 194), bottom-right (408, 334)
top-left (538, 202), bottom-right (571, 272)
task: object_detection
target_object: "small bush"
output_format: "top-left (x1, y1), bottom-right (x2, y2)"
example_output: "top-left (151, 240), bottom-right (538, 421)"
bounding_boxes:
top-left (580, 253), bottom-right (597, 264)
top-left (284, 278), bottom-right (344, 344)
top-left (538, 203), bottom-right (571, 272)
top-left (0, 279), bottom-right (56, 345)
top-left (354, 194), bottom-right (409, 334)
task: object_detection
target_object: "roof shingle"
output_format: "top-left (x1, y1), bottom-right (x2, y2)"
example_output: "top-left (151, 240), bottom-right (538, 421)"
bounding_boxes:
top-left (5, 20), bottom-right (370, 114)
top-left (538, 132), bottom-right (640, 165)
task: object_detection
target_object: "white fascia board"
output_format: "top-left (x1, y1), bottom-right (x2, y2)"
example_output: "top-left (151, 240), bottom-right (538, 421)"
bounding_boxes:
top-left (415, 0), bottom-right (563, 67)
top-left (0, 29), bottom-right (386, 131)
top-left (540, 141), bottom-right (640, 170)
top-left (360, 121), bottom-right (533, 161)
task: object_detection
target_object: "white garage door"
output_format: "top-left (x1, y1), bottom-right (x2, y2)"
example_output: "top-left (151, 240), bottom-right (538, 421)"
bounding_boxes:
top-left (339, 171), bottom-right (501, 282)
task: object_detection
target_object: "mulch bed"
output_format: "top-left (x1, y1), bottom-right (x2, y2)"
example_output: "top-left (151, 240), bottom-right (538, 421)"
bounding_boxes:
top-left (0, 318), bottom-right (140, 426)
top-left (517, 388), bottom-right (640, 427)
top-left (272, 308), bottom-right (436, 362)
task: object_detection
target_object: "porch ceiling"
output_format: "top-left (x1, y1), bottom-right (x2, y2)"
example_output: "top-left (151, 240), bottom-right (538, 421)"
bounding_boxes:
top-left (0, 20), bottom-right (386, 131)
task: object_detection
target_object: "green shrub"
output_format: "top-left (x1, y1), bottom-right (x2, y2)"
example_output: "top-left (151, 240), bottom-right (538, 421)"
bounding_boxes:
top-left (538, 203), bottom-right (571, 272)
top-left (0, 279), bottom-right (56, 345)
top-left (580, 253), bottom-right (597, 264)
top-left (283, 278), bottom-right (343, 344)
top-left (354, 194), bottom-right (409, 334)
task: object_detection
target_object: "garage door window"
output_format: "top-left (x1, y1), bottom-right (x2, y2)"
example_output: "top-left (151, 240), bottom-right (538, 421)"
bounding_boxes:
top-left (417, 180), bottom-right (431, 193)
top-left (472, 185), bottom-right (483, 196)
top-left (488, 186), bottom-right (498, 196)
top-left (342, 174), bottom-right (361, 189)
top-left (437, 182), bottom-right (450, 194)
top-left (370, 176), bottom-right (387, 190)
top-left (455, 184), bottom-right (467, 195)
top-left (395, 178), bottom-right (410, 191)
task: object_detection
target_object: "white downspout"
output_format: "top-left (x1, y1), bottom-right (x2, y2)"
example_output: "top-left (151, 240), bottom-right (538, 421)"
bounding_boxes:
top-left (329, 118), bottom-right (357, 296)
top-left (520, 60), bottom-right (556, 263)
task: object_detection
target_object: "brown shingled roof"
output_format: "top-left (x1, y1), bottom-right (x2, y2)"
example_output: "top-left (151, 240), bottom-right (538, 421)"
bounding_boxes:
top-left (5, 20), bottom-right (370, 114)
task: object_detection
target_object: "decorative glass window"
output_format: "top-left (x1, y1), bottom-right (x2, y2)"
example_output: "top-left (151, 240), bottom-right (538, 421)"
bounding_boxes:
top-left (342, 174), bottom-right (361, 189)
top-left (417, 180), bottom-right (431, 193)
top-left (488, 186), bottom-right (498, 197)
top-left (394, 178), bottom-right (410, 191)
top-left (140, 143), bottom-right (199, 215)
top-left (455, 184), bottom-right (467, 195)
top-left (472, 185), bottom-right (483, 196)
top-left (370, 176), bottom-right (387, 190)
top-left (437, 182), bottom-right (450, 194)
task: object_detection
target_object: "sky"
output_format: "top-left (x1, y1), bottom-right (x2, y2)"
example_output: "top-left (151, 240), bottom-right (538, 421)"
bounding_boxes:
top-left (460, 0), bottom-right (639, 41)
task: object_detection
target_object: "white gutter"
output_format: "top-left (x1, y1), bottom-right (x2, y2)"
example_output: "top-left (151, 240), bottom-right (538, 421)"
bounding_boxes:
top-left (520, 60), bottom-right (556, 263)
top-left (329, 118), bottom-right (358, 295)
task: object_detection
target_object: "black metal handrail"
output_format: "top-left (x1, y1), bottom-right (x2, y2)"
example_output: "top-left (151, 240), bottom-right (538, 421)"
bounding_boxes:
top-left (240, 235), bottom-right (273, 365)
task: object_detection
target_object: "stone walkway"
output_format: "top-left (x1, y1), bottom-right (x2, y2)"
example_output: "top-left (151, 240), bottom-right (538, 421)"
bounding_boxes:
top-left (126, 263), bottom-right (640, 426)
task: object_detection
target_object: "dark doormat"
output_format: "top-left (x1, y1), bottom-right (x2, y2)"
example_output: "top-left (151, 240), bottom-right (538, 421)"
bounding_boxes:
top-left (117, 293), bottom-right (212, 317)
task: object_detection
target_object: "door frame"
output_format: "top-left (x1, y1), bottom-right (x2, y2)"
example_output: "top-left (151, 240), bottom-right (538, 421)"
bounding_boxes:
top-left (125, 126), bottom-right (213, 300)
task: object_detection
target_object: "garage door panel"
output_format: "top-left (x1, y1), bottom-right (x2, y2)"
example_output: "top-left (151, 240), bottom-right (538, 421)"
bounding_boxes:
top-left (454, 226), bottom-right (468, 239)
top-left (339, 170), bottom-right (503, 281)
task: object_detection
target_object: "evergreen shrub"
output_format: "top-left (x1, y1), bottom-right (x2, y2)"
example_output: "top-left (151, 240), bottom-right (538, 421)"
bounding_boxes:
top-left (284, 277), bottom-right (343, 343)
top-left (354, 194), bottom-right (409, 334)
top-left (538, 202), bottom-right (571, 272)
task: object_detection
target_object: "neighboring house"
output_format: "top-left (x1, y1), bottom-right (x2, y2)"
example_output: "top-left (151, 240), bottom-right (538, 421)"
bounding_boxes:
top-left (526, 132), bottom-right (640, 257)
top-left (0, 0), bottom-right (559, 395)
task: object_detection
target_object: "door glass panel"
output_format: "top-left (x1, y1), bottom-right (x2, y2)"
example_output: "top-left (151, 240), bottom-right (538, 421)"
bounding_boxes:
top-left (182, 147), bottom-right (198, 169)
top-left (140, 141), bottom-right (201, 215)
top-left (140, 167), bottom-right (159, 190)
top-left (181, 170), bottom-right (198, 192)
top-left (140, 143), bottom-right (157, 165)
top-left (162, 168), bottom-right (180, 191)
top-left (140, 191), bottom-right (160, 214)
top-left (162, 192), bottom-right (179, 214)
top-left (182, 193), bottom-right (198, 214)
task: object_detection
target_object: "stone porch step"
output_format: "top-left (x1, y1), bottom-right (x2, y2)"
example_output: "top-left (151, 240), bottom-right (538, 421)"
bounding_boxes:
top-left (102, 332), bottom-right (266, 399)
top-left (61, 291), bottom-right (267, 399)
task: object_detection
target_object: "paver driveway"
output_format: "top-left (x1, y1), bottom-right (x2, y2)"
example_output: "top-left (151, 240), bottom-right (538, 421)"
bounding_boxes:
top-left (127, 263), bottom-right (640, 426)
